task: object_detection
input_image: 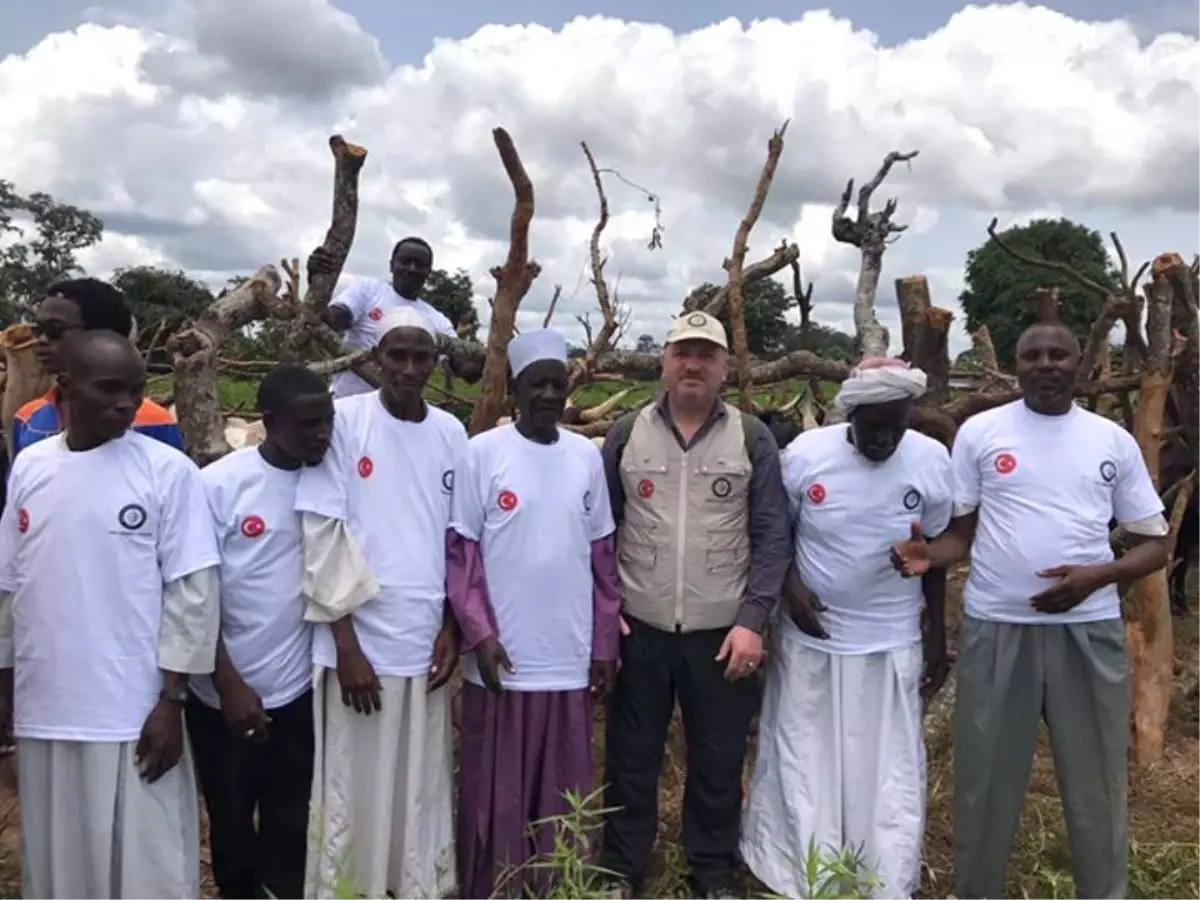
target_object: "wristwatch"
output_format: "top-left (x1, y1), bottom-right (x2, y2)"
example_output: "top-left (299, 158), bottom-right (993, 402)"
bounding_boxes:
top-left (159, 686), bottom-right (190, 705)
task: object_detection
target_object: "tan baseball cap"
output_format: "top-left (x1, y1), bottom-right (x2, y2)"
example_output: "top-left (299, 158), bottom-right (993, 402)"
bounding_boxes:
top-left (664, 311), bottom-right (728, 349)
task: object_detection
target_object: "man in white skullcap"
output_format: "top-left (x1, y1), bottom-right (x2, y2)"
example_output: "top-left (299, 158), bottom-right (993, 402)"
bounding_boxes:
top-left (742, 356), bottom-right (953, 899)
top-left (447, 328), bottom-right (620, 898)
top-left (297, 305), bottom-right (467, 898)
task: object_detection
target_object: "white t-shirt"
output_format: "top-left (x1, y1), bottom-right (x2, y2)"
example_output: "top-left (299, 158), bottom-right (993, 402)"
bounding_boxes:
top-left (782, 424), bottom-right (953, 654)
top-left (451, 425), bottom-right (615, 691)
top-left (0, 432), bottom-right (219, 742)
top-left (329, 278), bottom-right (457, 398)
top-left (954, 400), bottom-right (1164, 624)
top-left (295, 392), bottom-right (468, 677)
top-left (190, 448), bottom-right (312, 711)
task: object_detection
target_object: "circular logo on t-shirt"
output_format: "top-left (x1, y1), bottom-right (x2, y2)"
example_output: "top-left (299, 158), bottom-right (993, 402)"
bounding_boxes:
top-left (686, 313), bottom-right (707, 328)
top-left (16, 508), bottom-right (29, 535)
top-left (807, 484), bottom-right (827, 505)
top-left (357, 456), bottom-right (374, 479)
top-left (118, 503), bottom-right (148, 531)
top-left (1099, 460), bottom-right (1117, 483)
top-left (497, 490), bottom-right (519, 512)
top-left (637, 478), bottom-right (655, 499)
top-left (241, 515), bottom-right (266, 539)
top-left (994, 453), bottom-right (1017, 476)
top-left (584, 490), bottom-right (593, 512)
top-left (711, 476), bottom-right (732, 499)
top-left (441, 469), bottom-right (454, 494)
top-left (903, 488), bottom-right (922, 511)
top-left (367, 307), bottom-right (384, 321)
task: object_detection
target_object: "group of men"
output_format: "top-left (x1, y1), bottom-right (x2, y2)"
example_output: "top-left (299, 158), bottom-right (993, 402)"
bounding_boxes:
top-left (0, 233), bottom-right (1172, 900)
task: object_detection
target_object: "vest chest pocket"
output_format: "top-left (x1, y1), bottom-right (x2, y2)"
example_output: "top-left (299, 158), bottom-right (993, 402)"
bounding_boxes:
top-left (698, 457), bottom-right (750, 506)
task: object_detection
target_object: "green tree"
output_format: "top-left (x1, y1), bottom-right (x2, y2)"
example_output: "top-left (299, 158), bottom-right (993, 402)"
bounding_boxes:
top-left (111, 266), bottom-right (213, 347)
top-left (792, 322), bottom-right (855, 360)
top-left (959, 218), bottom-right (1119, 367)
top-left (422, 268), bottom-right (477, 340)
top-left (0, 180), bottom-right (105, 320)
top-left (690, 278), bottom-right (793, 356)
top-left (635, 333), bottom-right (659, 354)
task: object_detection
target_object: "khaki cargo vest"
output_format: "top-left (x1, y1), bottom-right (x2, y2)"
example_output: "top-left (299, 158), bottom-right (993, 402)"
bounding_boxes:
top-left (616, 402), bottom-right (752, 632)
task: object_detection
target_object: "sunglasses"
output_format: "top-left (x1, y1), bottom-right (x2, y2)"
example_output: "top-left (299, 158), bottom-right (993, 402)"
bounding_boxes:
top-left (30, 321), bottom-right (82, 340)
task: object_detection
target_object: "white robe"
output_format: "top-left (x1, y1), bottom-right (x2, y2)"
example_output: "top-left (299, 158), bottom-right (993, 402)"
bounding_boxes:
top-left (1, 568), bottom-right (220, 899)
top-left (304, 667), bottom-right (455, 900)
top-left (741, 617), bottom-right (926, 899)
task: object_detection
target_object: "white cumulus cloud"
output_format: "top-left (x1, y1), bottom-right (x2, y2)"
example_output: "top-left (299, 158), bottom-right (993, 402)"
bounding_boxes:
top-left (0, 0), bottom-right (1196, 354)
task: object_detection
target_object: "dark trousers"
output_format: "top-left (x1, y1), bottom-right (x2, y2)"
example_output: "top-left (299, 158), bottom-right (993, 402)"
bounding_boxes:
top-left (186, 690), bottom-right (315, 900)
top-left (599, 618), bottom-right (759, 892)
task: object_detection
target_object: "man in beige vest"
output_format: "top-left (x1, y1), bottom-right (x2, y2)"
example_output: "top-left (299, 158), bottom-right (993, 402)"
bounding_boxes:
top-left (597, 312), bottom-right (792, 898)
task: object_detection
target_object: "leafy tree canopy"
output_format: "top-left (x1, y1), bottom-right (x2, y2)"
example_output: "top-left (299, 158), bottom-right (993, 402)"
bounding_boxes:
top-left (0, 180), bottom-right (104, 322)
top-left (689, 278), bottom-right (793, 356)
top-left (959, 218), bottom-right (1119, 367)
top-left (423, 268), bottom-right (478, 341)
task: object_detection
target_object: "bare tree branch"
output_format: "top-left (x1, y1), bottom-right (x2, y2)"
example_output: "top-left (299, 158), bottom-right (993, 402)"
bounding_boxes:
top-left (542, 285), bottom-right (562, 328)
top-left (569, 141), bottom-right (620, 394)
top-left (467, 127), bottom-right (540, 436)
top-left (985, 217), bottom-right (1112, 298)
top-left (689, 238), bottom-right (799, 316)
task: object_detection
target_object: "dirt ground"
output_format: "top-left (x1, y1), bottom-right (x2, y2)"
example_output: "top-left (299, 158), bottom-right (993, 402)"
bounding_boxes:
top-left (0, 570), bottom-right (1194, 899)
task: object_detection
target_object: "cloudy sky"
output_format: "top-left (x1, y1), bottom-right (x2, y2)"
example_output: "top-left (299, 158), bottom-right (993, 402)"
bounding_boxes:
top-left (2, 0), bottom-right (1196, 353)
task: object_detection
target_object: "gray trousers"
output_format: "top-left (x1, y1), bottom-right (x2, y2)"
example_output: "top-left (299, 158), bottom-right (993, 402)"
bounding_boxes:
top-left (954, 616), bottom-right (1130, 899)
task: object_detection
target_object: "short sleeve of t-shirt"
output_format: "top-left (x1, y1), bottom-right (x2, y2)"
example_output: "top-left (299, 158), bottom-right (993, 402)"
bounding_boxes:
top-left (920, 443), bottom-right (954, 537)
top-left (201, 463), bottom-right (235, 542)
top-left (780, 440), bottom-right (807, 520)
top-left (0, 475), bottom-right (23, 594)
top-left (157, 454), bottom-right (221, 583)
top-left (450, 441), bottom-right (486, 542)
top-left (421, 303), bottom-right (458, 340)
top-left (950, 421), bottom-right (982, 511)
top-left (330, 280), bottom-right (374, 323)
top-left (295, 407), bottom-right (353, 521)
top-left (1112, 428), bottom-right (1165, 525)
top-left (583, 444), bottom-right (616, 542)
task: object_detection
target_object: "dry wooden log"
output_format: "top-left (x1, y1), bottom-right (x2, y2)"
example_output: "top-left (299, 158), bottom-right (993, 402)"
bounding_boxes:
top-left (896, 275), bottom-right (932, 362)
top-left (970, 326), bottom-right (1017, 390)
top-left (168, 266), bottom-right (286, 465)
top-left (723, 121), bottom-right (789, 412)
top-left (916, 307), bottom-right (954, 405)
top-left (832, 149), bottom-right (918, 358)
top-left (1124, 266), bottom-right (1178, 765)
top-left (467, 128), bottom-right (540, 436)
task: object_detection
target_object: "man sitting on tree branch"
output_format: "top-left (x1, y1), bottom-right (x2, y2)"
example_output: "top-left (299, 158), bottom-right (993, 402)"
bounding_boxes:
top-left (891, 322), bottom-right (1170, 899)
top-left (308, 237), bottom-right (458, 398)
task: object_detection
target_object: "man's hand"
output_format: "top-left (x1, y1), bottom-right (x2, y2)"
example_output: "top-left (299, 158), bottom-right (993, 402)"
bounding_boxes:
top-left (589, 660), bottom-right (617, 700)
top-left (306, 246), bottom-right (339, 278)
top-left (476, 635), bottom-right (515, 695)
top-left (336, 643), bottom-right (382, 715)
top-left (619, 616), bottom-right (631, 637)
top-left (217, 675), bottom-right (270, 743)
top-left (428, 624), bottom-right (460, 692)
top-left (1031, 565), bottom-right (1105, 614)
top-left (136, 698), bottom-right (184, 783)
top-left (891, 521), bottom-right (932, 578)
top-left (787, 577), bottom-right (829, 640)
top-left (715, 625), bottom-right (764, 681)
top-left (921, 631), bottom-right (951, 704)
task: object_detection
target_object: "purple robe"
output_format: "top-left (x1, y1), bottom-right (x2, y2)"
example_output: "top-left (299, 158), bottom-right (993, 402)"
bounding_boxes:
top-left (445, 531), bottom-right (621, 899)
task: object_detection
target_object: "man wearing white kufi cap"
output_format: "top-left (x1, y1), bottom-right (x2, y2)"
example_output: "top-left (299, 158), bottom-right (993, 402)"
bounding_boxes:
top-left (297, 301), bottom-right (467, 898)
top-left (447, 328), bottom-right (620, 898)
top-left (742, 356), bottom-right (954, 899)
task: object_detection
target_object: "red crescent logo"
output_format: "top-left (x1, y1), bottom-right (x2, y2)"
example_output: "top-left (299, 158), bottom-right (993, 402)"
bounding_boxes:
top-left (637, 479), bottom-right (655, 499)
top-left (497, 490), bottom-right (519, 512)
top-left (16, 509), bottom-right (29, 534)
top-left (357, 456), bottom-right (374, 478)
top-left (367, 307), bottom-right (383, 321)
top-left (995, 453), bottom-right (1017, 475)
top-left (807, 484), bottom-right (827, 504)
top-left (240, 515), bottom-right (266, 539)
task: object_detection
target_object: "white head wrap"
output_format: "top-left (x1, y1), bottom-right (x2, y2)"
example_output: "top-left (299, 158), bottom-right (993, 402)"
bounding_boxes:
top-left (834, 357), bottom-right (928, 412)
top-left (374, 305), bottom-right (435, 341)
top-left (508, 328), bottom-right (569, 378)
